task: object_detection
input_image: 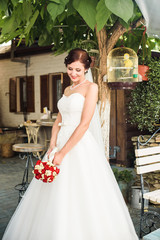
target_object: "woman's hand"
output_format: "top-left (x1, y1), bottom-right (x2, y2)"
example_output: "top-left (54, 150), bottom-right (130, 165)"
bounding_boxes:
top-left (52, 151), bottom-right (64, 166)
top-left (47, 146), bottom-right (55, 158)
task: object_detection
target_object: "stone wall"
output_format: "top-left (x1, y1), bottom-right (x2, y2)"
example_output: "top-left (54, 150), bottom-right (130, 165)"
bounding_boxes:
top-left (132, 134), bottom-right (160, 149)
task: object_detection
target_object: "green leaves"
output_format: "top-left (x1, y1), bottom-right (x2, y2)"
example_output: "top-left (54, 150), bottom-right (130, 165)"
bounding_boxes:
top-left (73, 0), bottom-right (98, 30)
top-left (47, 0), bottom-right (69, 22)
top-left (23, 1), bottom-right (34, 22)
top-left (1, 15), bottom-right (18, 35)
top-left (105, 0), bottom-right (134, 23)
top-left (0, 0), bottom-right (144, 52)
top-left (50, 0), bottom-right (61, 3)
top-left (0, 0), bottom-right (8, 12)
top-left (11, 0), bottom-right (19, 6)
top-left (72, 0), bottom-right (134, 31)
top-left (25, 10), bottom-right (39, 34)
top-left (0, 0), bottom-right (40, 45)
top-left (128, 58), bottom-right (160, 132)
top-left (38, 30), bottom-right (52, 46)
top-left (112, 168), bottom-right (133, 183)
top-left (96, 0), bottom-right (111, 32)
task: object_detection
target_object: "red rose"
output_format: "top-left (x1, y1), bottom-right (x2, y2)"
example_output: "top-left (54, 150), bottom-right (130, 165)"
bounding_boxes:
top-left (34, 169), bottom-right (39, 174)
top-left (45, 165), bottom-right (50, 170)
top-left (56, 168), bottom-right (60, 174)
top-left (35, 173), bottom-right (42, 180)
top-left (36, 160), bottom-right (41, 165)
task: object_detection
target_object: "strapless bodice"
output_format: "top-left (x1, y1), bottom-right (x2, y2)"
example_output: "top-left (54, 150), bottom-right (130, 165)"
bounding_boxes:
top-left (57, 93), bottom-right (85, 127)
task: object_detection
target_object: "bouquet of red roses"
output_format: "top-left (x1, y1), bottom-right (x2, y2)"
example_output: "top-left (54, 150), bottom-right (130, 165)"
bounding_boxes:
top-left (33, 147), bottom-right (60, 183)
top-left (33, 160), bottom-right (60, 183)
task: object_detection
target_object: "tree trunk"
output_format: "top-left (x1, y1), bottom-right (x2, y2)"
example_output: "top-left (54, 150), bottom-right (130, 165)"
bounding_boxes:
top-left (96, 27), bottom-right (111, 161)
top-left (96, 19), bottom-right (144, 161)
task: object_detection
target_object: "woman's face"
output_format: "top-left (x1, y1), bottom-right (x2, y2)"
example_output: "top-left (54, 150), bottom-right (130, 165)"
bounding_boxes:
top-left (67, 60), bottom-right (86, 83)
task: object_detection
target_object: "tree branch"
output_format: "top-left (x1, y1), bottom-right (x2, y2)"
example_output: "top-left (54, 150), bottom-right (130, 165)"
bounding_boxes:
top-left (106, 17), bottom-right (145, 55)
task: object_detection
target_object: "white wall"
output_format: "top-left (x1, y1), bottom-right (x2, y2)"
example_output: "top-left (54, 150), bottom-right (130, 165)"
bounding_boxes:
top-left (0, 52), bottom-right (67, 127)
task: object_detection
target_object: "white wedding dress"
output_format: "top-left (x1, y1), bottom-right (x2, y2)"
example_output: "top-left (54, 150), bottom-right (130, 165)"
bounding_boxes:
top-left (3, 93), bottom-right (138, 240)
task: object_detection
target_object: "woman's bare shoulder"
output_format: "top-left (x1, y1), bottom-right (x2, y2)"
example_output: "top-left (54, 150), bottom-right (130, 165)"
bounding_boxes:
top-left (85, 82), bottom-right (98, 100)
top-left (64, 86), bottom-right (70, 95)
top-left (87, 82), bottom-right (98, 93)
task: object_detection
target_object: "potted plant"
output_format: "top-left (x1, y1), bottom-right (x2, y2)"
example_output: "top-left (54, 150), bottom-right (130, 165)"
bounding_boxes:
top-left (138, 50), bottom-right (150, 81)
top-left (138, 60), bottom-right (150, 81)
top-left (112, 168), bottom-right (134, 202)
top-left (137, 29), bottom-right (151, 81)
top-left (128, 57), bottom-right (160, 132)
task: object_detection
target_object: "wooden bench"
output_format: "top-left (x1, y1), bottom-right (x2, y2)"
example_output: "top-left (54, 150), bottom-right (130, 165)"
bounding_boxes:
top-left (135, 136), bottom-right (160, 238)
top-left (135, 146), bottom-right (160, 204)
top-left (143, 228), bottom-right (160, 240)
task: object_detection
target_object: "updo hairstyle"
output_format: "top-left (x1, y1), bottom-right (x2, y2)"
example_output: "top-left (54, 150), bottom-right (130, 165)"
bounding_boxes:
top-left (64, 48), bottom-right (92, 69)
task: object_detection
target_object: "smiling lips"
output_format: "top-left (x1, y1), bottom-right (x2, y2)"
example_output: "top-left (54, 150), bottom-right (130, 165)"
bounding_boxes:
top-left (71, 76), bottom-right (77, 80)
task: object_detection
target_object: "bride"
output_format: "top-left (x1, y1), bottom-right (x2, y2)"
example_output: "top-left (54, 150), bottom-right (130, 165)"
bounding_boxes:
top-left (2, 48), bottom-right (138, 240)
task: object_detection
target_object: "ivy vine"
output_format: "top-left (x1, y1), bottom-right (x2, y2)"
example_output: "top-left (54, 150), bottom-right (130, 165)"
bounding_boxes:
top-left (128, 57), bottom-right (160, 132)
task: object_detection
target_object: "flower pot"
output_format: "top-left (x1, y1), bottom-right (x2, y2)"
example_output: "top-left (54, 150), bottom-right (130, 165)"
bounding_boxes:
top-left (130, 186), bottom-right (149, 209)
top-left (118, 181), bottom-right (128, 203)
top-left (138, 65), bottom-right (149, 81)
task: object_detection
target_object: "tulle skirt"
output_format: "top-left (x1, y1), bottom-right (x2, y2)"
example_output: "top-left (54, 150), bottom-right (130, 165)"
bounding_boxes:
top-left (2, 126), bottom-right (138, 240)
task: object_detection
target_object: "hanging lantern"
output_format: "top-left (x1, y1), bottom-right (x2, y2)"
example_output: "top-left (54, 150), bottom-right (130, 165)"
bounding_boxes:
top-left (107, 47), bottom-right (138, 90)
top-left (80, 39), bottom-right (99, 68)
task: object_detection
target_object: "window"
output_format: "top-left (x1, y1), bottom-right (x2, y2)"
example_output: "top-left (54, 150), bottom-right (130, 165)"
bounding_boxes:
top-left (40, 73), bottom-right (70, 113)
top-left (9, 76), bottom-right (35, 113)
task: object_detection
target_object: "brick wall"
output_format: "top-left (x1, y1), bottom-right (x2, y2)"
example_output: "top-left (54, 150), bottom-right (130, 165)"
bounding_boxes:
top-left (0, 52), bottom-right (67, 127)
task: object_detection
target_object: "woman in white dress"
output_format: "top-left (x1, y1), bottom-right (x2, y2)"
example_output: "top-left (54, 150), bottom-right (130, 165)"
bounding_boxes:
top-left (2, 48), bottom-right (139, 240)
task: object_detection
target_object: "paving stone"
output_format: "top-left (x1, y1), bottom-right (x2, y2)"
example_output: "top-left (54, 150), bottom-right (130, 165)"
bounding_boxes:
top-left (0, 155), bottom-right (36, 239)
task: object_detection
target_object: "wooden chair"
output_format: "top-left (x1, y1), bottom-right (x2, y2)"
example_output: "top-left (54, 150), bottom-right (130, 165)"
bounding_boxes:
top-left (23, 122), bottom-right (40, 144)
top-left (143, 228), bottom-right (160, 240)
top-left (135, 129), bottom-right (160, 238)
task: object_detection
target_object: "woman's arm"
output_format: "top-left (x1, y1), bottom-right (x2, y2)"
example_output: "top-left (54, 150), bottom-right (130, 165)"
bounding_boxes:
top-left (47, 112), bottom-right (62, 154)
top-left (53, 83), bottom-right (98, 165)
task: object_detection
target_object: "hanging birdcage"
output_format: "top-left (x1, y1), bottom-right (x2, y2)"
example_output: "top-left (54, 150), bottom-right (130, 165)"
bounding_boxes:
top-left (107, 47), bottom-right (139, 89)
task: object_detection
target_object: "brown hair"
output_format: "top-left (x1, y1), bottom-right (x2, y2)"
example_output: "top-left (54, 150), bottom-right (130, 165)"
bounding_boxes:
top-left (64, 48), bottom-right (92, 69)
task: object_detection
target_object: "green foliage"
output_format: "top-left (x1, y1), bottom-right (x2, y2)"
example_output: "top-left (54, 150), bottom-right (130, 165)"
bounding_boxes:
top-left (0, 0), bottom-right (8, 12)
top-left (128, 58), bottom-right (160, 132)
top-left (0, 0), bottom-right (142, 49)
top-left (116, 29), bottom-right (143, 53)
top-left (112, 168), bottom-right (133, 183)
top-left (96, 0), bottom-right (111, 32)
top-left (105, 0), bottom-right (134, 23)
top-left (116, 29), bottom-right (157, 60)
top-left (73, 0), bottom-right (98, 30)
top-left (25, 10), bottom-right (39, 34)
top-left (11, 0), bottom-right (18, 6)
top-left (47, 0), bottom-right (68, 22)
